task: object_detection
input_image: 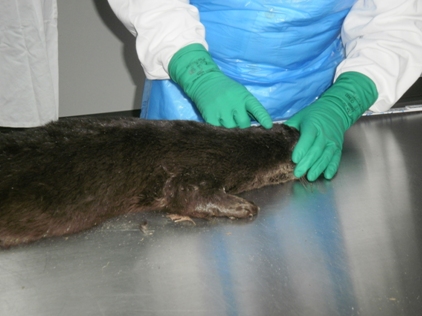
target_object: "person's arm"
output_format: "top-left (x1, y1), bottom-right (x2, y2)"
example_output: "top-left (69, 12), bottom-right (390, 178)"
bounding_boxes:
top-left (168, 44), bottom-right (273, 128)
top-left (337, 0), bottom-right (422, 112)
top-left (108, 0), bottom-right (207, 80)
top-left (108, 0), bottom-right (272, 128)
top-left (285, 72), bottom-right (378, 181)
top-left (286, 0), bottom-right (422, 181)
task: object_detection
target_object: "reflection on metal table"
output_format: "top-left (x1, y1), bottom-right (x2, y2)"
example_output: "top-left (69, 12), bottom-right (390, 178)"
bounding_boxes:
top-left (1, 112), bottom-right (422, 316)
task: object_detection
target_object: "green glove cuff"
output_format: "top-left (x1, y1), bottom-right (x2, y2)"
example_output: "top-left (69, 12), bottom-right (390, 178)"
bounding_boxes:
top-left (320, 72), bottom-right (379, 129)
top-left (168, 44), bottom-right (221, 95)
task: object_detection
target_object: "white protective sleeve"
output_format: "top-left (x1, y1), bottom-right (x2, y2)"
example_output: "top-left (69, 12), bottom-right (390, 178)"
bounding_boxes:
top-left (107, 0), bottom-right (207, 80)
top-left (109, 0), bottom-right (422, 111)
top-left (336, 0), bottom-right (422, 111)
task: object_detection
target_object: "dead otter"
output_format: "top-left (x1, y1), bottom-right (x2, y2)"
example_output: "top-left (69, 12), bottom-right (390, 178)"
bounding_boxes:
top-left (0, 117), bottom-right (299, 248)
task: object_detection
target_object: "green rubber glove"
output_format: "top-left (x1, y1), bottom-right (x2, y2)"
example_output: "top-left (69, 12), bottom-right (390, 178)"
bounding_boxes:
top-left (168, 44), bottom-right (273, 129)
top-left (285, 72), bottom-right (378, 181)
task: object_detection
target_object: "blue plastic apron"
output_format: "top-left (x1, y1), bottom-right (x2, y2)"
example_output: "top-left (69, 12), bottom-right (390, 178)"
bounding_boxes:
top-left (141, 0), bottom-right (357, 122)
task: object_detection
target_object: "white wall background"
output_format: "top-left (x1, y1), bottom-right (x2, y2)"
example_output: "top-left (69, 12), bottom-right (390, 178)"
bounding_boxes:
top-left (57, 0), bottom-right (145, 117)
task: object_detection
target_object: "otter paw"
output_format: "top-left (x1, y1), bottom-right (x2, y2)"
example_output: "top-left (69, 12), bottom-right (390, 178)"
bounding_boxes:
top-left (166, 214), bottom-right (196, 225)
top-left (191, 194), bottom-right (259, 219)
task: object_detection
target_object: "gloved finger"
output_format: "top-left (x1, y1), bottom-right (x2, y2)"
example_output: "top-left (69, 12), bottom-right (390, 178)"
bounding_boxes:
top-left (306, 143), bottom-right (338, 181)
top-left (324, 149), bottom-right (342, 180)
top-left (219, 114), bottom-right (238, 129)
top-left (290, 123), bottom-right (318, 164)
top-left (233, 110), bottom-right (251, 129)
top-left (202, 112), bottom-right (222, 127)
top-left (246, 99), bottom-right (273, 129)
top-left (293, 134), bottom-right (326, 178)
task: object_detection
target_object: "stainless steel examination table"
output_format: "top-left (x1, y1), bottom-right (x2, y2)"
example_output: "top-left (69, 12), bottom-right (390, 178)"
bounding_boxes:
top-left (1, 112), bottom-right (422, 316)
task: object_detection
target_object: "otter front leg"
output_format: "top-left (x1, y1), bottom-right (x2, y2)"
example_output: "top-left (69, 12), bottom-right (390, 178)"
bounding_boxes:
top-left (164, 174), bottom-right (259, 218)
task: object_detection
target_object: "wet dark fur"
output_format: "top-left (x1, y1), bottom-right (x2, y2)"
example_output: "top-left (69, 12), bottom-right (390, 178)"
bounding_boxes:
top-left (0, 118), bottom-right (299, 248)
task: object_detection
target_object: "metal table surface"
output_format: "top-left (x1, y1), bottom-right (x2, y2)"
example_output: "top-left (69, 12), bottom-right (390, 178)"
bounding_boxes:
top-left (1, 112), bottom-right (422, 316)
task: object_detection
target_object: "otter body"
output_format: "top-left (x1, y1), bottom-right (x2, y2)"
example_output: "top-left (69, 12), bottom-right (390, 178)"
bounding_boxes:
top-left (0, 118), bottom-right (299, 248)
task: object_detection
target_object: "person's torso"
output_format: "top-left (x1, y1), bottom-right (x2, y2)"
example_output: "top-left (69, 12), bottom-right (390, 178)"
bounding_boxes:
top-left (144, 0), bottom-right (357, 121)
